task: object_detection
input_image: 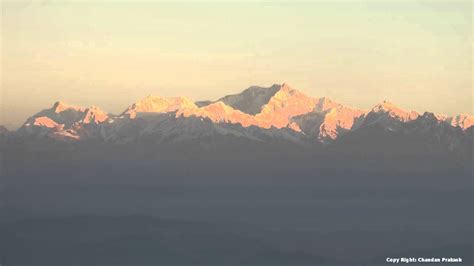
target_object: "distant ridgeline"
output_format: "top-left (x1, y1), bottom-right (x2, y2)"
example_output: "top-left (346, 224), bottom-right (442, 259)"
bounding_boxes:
top-left (0, 84), bottom-right (472, 180)
top-left (2, 83), bottom-right (472, 146)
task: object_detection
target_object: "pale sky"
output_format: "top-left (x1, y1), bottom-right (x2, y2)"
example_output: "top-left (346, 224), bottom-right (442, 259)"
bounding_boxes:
top-left (1, 0), bottom-right (472, 129)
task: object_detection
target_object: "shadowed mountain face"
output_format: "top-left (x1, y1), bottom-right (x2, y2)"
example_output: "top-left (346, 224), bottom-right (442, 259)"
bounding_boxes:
top-left (211, 84), bottom-right (281, 115)
top-left (0, 83), bottom-right (472, 265)
top-left (0, 126), bottom-right (8, 137)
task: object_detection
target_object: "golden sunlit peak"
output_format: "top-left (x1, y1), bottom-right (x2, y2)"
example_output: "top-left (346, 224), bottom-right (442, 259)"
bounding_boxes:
top-left (372, 100), bottom-right (400, 112)
top-left (123, 95), bottom-right (198, 119)
top-left (53, 101), bottom-right (67, 109)
top-left (371, 100), bottom-right (419, 122)
top-left (52, 101), bottom-right (85, 113)
top-left (279, 82), bottom-right (293, 91)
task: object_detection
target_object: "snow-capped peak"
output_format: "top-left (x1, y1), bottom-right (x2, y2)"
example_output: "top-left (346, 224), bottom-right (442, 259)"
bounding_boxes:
top-left (19, 101), bottom-right (111, 141)
top-left (81, 106), bottom-right (109, 124)
top-left (445, 114), bottom-right (474, 130)
top-left (13, 83), bottom-right (473, 144)
top-left (53, 101), bottom-right (86, 113)
top-left (216, 84), bottom-right (281, 115)
top-left (256, 84), bottom-right (319, 128)
top-left (124, 95), bottom-right (198, 119)
top-left (33, 116), bottom-right (59, 128)
top-left (372, 100), bottom-right (399, 112)
top-left (314, 97), bottom-right (340, 112)
top-left (371, 100), bottom-right (419, 122)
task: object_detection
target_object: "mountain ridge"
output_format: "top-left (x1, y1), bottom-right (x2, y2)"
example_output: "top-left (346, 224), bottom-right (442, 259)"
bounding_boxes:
top-left (3, 83), bottom-right (473, 147)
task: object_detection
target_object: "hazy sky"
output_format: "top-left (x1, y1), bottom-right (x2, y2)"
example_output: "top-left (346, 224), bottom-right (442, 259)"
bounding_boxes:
top-left (1, 0), bottom-right (472, 129)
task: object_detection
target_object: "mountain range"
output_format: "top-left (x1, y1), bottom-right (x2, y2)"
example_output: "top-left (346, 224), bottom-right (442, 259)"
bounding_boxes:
top-left (2, 84), bottom-right (472, 266)
top-left (2, 83), bottom-right (473, 151)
